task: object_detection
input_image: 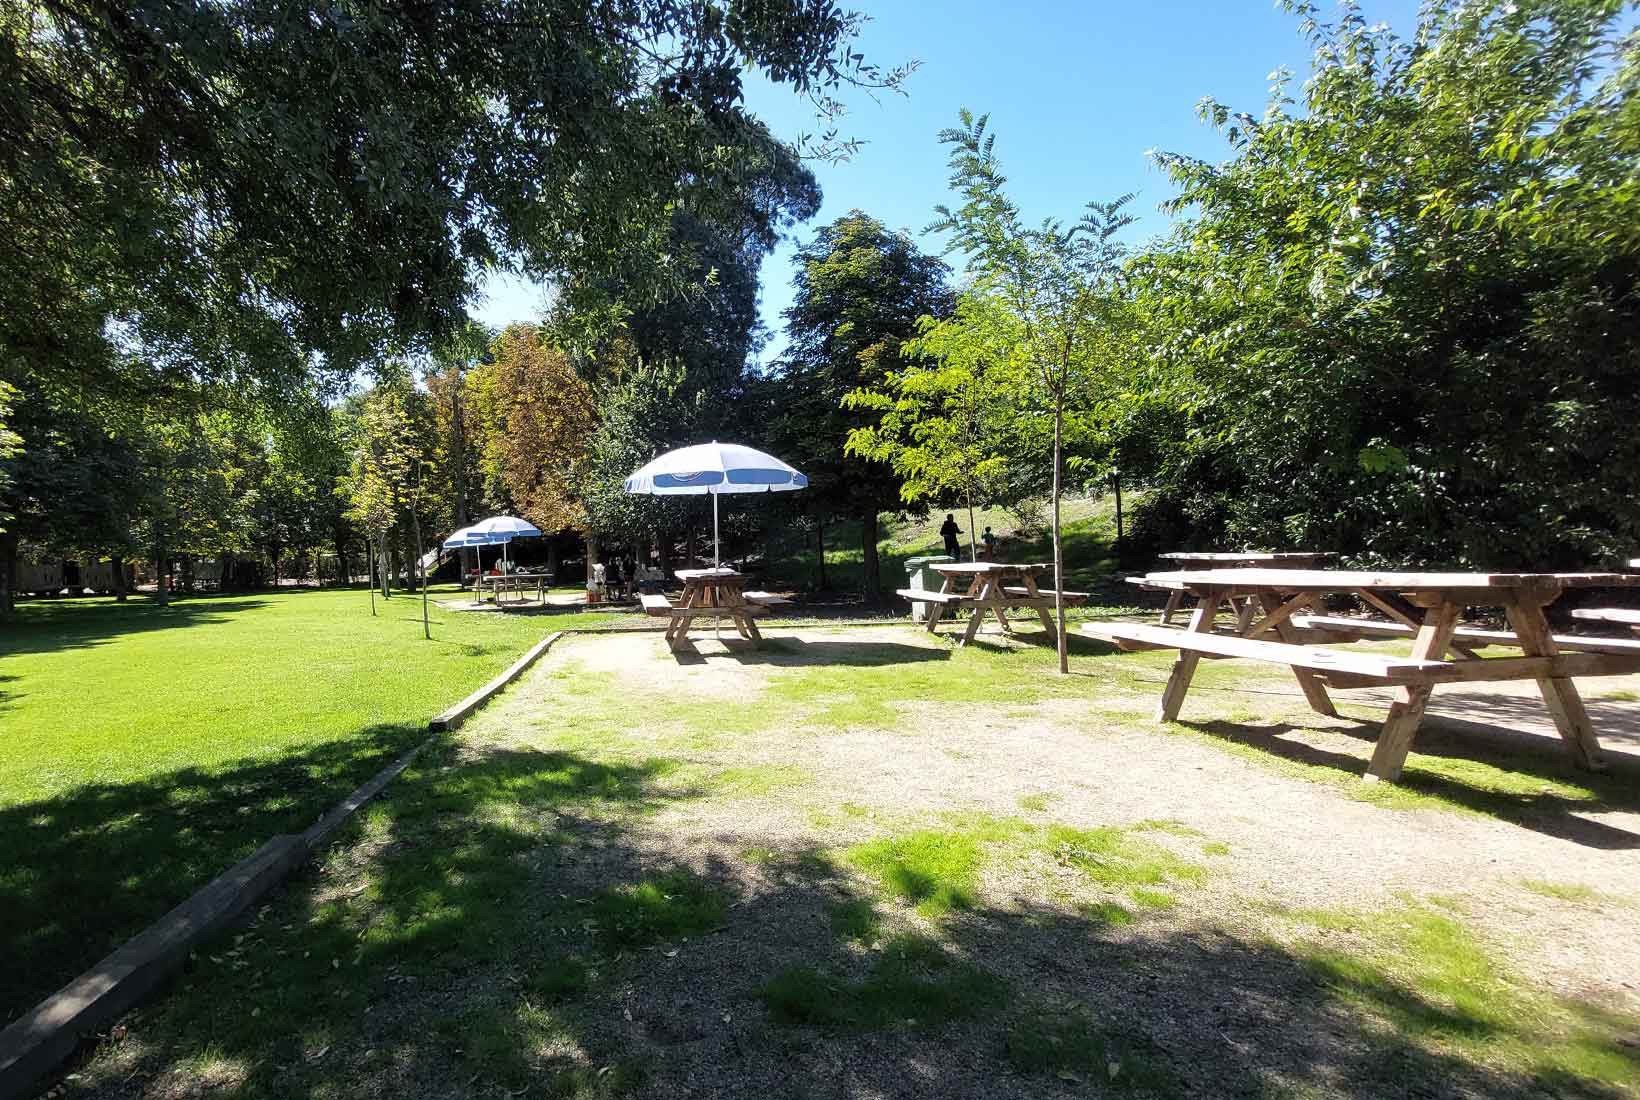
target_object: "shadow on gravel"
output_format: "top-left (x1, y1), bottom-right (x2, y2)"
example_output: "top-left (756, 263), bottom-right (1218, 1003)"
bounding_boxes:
top-left (50, 739), bottom-right (1640, 1100)
top-left (1184, 716), bottom-right (1640, 850)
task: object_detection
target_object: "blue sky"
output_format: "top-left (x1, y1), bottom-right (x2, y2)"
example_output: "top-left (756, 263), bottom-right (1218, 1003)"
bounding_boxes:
top-left (473, 0), bottom-right (1422, 360)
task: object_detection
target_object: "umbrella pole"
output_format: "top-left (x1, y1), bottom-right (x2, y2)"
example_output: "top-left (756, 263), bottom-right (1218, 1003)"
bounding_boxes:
top-left (713, 490), bottom-right (720, 568)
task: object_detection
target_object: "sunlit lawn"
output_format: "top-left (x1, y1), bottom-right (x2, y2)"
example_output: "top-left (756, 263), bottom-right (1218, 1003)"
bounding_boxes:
top-left (0, 585), bottom-right (613, 1021)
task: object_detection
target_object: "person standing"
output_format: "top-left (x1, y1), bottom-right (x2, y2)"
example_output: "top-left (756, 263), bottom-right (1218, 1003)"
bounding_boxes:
top-left (981, 526), bottom-right (998, 561)
top-left (939, 513), bottom-right (962, 559)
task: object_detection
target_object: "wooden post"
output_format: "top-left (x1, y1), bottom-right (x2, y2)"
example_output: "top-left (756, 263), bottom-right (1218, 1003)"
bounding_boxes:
top-left (1111, 470), bottom-right (1123, 554)
top-left (1257, 591), bottom-right (1336, 718)
top-left (1365, 600), bottom-right (1461, 781)
top-left (1505, 597), bottom-right (1607, 772)
top-left (1157, 593), bottom-right (1220, 722)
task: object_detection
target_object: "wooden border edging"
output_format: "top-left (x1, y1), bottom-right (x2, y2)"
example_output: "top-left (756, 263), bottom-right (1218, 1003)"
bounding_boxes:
top-left (428, 631), bottom-right (565, 731)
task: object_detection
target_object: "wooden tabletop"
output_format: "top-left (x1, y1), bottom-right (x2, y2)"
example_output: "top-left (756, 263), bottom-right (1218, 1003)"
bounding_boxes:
top-left (1144, 568), bottom-right (1640, 591)
top-left (1158, 551), bottom-right (1334, 563)
top-left (930, 561), bottom-right (1051, 575)
top-left (675, 567), bottom-right (744, 582)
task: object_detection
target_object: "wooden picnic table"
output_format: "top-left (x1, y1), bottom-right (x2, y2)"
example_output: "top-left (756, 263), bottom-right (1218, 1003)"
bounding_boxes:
top-left (471, 572), bottom-right (548, 605)
top-left (898, 562), bottom-right (1085, 646)
top-left (1085, 568), bottom-right (1640, 782)
top-left (1149, 551), bottom-right (1336, 624)
top-left (640, 568), bottom-right (788, 650)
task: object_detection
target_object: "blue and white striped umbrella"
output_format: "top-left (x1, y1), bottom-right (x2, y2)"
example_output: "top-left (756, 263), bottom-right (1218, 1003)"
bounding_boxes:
top-left (624, 442), bottom-right (806, 566)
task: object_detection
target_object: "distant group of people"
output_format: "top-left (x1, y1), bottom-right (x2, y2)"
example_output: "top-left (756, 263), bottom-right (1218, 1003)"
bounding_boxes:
top-left (591, 555), bottom-right (666, 601)
top-left (940, 514), bottom-right (1000, 561)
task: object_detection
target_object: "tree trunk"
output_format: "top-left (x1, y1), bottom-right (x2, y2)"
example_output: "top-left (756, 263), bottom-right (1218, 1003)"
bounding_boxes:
top-left (111, 554), bottom-right (128, 601)
top-left (685, 523), bottom-right (697, 570)
top-left (1052, 396), bottom-right (1067, 675)
top-left (584, 532), bottom-right (601, 594)
top-left (179, 553), bottom-right (194, 595)
top-left (0, 531), bottom-right (16, 617)
top-left (816, 513), bottom-right (828, 591)
top-left (860, 509), bottom-right (882, 603)
top-left (154, 544), bottom-right (170, 607)
top-left (451, 373), bottom-right (475, 578)
top-left (546, 535), bottom-right (560, 583)
top-left (379, 532), bottom-right (391, 598)
top-left (965, 486), bottom-right (978, 562)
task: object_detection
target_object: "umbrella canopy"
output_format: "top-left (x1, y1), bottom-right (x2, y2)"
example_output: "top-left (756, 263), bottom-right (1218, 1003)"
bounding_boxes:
top-left (624, 442), bottom-right (807, 566)
top-left (470, 515), bottom-right (544, 540)
top-left (624, 442), bottom-right (807, 496)
top-left (441, 524), bottom-right (502, 549)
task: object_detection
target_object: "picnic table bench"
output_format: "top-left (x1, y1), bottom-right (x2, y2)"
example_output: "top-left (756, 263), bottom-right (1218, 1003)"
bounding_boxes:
top-left (640, 568), bottom-right (785, 649)
top-left (1085, 568), bottom-right (1640, 782)
top-left (897, 561), bottom-right (1083, 646)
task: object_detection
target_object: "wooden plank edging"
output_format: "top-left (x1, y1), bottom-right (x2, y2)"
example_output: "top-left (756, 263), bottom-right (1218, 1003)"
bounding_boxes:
top-left (428, 631), bottom-right (567, 731)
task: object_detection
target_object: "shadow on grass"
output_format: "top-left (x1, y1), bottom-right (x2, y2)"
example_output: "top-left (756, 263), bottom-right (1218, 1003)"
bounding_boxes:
top-left (0, 595), bottom-right (274, 659)
top-left (1182, 716), bottom-right (1640, 849)
top-left (51, 739), bottom-right (1640, 1100)
top-left (0, 722), bottom-right (427, 1024)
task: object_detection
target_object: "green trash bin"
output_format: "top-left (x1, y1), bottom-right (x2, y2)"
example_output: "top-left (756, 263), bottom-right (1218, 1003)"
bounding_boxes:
top-left (904, 554), bottom-right (955, 621)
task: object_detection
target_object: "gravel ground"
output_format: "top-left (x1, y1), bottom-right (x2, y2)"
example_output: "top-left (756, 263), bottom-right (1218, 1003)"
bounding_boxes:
top-left (59, 624), bottom-right (1640, 1100)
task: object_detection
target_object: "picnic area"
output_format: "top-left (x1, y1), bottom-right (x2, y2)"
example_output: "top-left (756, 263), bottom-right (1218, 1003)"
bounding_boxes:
top-left (8, 0), bottom-right (1640, 1098)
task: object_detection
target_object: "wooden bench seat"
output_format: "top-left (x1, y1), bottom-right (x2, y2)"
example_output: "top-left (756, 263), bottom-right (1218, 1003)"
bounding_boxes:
top-left (895, 588), bottom-right (970, 604)
top-left (1293, 614), bottom-right (1640, 655)
top-left (1571, 607), bottom-right (1640, 626)
top-left (1082, 621), bottom-right (1456, 684)
top-left (641, 594), bottom-right (770, 619)
top-left (743, 590), bottom-right (792, 606)
top-left (640, 594), bottom-right (676, 617)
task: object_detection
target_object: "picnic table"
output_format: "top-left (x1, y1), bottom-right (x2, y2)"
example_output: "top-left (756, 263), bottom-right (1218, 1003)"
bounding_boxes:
top-left (898, 562), bottom-right (1086, 646)
top-left (471, 572), bottom-right (548, 604)
top-left (639, 568), bottom-right (789, 650)
top-left (1084, 568), bottom-right (1640, 782)
top-left (1147, 551), bottom-right (1336, 624)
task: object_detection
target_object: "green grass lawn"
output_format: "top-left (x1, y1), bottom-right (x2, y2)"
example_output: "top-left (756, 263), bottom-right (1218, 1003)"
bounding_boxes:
top-left (0, 585), bottom-right (603, 1022)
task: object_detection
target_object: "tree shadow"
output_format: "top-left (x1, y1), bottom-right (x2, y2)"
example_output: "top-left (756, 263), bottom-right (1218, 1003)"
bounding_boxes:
top-left (0, 722), bottom-right (427, 1024)
top-left (0, 596), bottom-right (272, 659)
top-left (670, 636), bottom-right (953, 669)
top-left (48, 738), bottom-right (1640, 1100)
top-left (1182, 717), bottom-right (1640, 850)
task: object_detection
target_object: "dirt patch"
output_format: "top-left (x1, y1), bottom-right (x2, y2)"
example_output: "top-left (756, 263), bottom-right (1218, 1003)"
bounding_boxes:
top-left (64, 624), bottom-right (1640, 1100)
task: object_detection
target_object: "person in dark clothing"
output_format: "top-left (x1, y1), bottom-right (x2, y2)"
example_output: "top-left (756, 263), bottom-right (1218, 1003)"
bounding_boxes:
top-left (939, 514), bottom-right (962, 559)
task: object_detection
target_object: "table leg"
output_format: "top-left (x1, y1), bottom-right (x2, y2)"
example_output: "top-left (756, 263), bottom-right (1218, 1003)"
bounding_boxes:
top-left (1257, 592), bottom-right (1337, 719)
top-left (1365, 600), bottom-right (1460, 781)
top-left (1235, 597), bottom-right (1257, 632)
top-left (960, 579), bottom-right (993, 646)
top-left (1022, 571), bottom-right (1056, 633)
top-left (1161, 590), bottom-right (1184, 625)
top-left (927, 574), bottom-right (957, 633)
top-left (1157, 595), bottom-right (1220, 721)
top-left (1505, 599), bottom-right (1607, 772)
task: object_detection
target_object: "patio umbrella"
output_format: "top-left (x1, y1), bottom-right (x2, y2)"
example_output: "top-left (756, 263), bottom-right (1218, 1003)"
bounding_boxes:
top-left (623, 441), bottom-right (807, 567)
top-left (442, 523), bottom-right (502, 574)
top-left (468, 515), bottom-right (543, 574)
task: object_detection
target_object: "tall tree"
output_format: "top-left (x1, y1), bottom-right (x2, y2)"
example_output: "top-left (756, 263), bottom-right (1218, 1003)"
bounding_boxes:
top-left (3, 0), bottom-right (910, 391)
top-left (1120, 0), bottom-right (1640, 567)
top-left (925, 115), bottom-right (1132, 670)
top-left (774, 211), bottom-right (953, 600)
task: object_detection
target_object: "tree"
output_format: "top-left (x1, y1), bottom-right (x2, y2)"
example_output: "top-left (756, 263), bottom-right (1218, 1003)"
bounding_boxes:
top-left (925, 113), bottom-right (1132, 672)
top-left (469, 326), bottom-right (598, 545)
top-left (3, 0), bottom-right (908, 393)
top-left (342, 368), bottom-right (425, 601)
top-left (1120, 0), bottom-right (1640, 568)
top-left (773, 212), bottom-right (953, 600)
top-left (845, 294), bottom-right (1023, 561)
